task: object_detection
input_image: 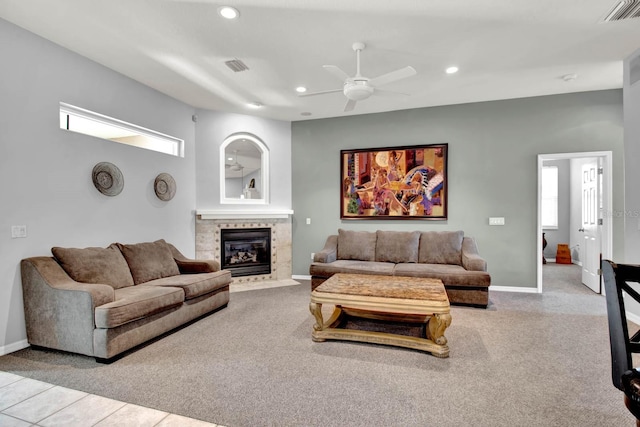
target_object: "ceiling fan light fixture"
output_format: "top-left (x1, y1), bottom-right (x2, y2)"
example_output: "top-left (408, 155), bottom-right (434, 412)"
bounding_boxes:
top-left (218, 6), bottom-right (239, 20)
top-left (344, 83), bottom-right (374, 101)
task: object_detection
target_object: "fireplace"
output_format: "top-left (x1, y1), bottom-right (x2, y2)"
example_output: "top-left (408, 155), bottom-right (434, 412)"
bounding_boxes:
top-left (221, 228), bottom-right (271, 277)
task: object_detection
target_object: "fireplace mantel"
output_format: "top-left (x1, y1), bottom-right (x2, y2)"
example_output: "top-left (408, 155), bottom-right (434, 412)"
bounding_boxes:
top-left (196, 209), bottom-right (294, 220)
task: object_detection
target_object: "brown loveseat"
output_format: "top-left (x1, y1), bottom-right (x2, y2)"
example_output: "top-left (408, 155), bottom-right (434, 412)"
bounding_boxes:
top-left (309, 230), bottom-right (491, 307)
top-left (21, 239), bottom-right (231, 361)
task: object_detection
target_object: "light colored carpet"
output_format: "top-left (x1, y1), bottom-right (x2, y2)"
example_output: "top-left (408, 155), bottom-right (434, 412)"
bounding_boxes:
top-left (0, 265), bottom-right (635, 426)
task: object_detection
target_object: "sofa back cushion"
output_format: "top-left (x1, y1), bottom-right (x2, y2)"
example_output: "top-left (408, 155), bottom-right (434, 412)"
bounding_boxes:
top-left (117, 239), bottom-right (180, 285)
top-left (419, 231), bottom-right (464, 265)
top-left (52, 244), bottom-right (135, 289)
top-left (337, 229), bottom-right (376, 261)
top-left (375, 230), bottom-right (420, 263)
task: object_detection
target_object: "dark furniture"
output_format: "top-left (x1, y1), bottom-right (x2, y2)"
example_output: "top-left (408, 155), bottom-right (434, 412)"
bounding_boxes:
top-left (602, 260), bottom-right (640, 425)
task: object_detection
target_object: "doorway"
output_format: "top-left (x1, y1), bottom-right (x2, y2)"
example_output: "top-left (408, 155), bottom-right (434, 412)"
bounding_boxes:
top-left (536, 152), bottom-right (613, 293)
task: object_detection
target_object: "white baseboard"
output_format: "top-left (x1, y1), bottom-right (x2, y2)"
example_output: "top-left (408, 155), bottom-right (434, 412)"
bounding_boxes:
top-left (0, 339), bottom-right (29, 356)
top-left (292, 274), bottom-right (311, 281)
top-left (490, 285), bottom-right (539, 294)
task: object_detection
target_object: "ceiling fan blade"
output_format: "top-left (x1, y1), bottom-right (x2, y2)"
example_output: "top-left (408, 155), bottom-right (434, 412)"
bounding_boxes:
top-left (369, 66), bottom-right (417, 87)
top-left (323, 65), bottom-right (351, 81)
top-left (298, 88), bottom-right (343, 97)
top-left (344, 99), bottom-right (357, 112)
top-left (374, 88), bottom-right (409, 97)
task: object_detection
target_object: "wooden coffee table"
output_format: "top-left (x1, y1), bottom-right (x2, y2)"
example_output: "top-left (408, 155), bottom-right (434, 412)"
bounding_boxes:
top-left (309, 273), bottom-right (452, 357)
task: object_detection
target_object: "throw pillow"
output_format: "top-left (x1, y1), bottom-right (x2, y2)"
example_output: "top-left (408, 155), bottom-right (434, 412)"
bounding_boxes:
top-left (375, 230), bottom-right (420, 263)
top-left (117, 239), bottom-right (180, 285)
top-left (419, 231), bottom-right (464, 265)
top-left (52, 244), bottom-right (134, 289)
top-left (337, 229), bottom-right (376, 261)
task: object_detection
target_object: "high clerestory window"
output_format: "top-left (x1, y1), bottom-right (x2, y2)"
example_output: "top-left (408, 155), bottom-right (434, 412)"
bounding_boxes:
top-left (59, 102), bottom-right (184, 157)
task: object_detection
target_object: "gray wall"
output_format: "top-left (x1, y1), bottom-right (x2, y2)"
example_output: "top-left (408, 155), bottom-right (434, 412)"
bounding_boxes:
top-left (195, 109), bottom-right (291, 211)
top-left (0, 19), bottom-right (197, 353)
top-left (623, 48), bottom-right (640, 319)
top-left (292, 91), bottom-right (625, 288)
top-left (625, 48), bottom-right (640, 263)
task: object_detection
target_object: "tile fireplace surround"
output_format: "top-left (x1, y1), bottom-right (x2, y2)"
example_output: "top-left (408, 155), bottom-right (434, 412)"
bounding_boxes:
top-left (195, 211), bottom-right (292, 284)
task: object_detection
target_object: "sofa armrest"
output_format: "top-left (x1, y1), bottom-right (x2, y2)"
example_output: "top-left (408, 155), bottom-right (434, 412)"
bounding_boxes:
top-left (461, 237), bottom-right (487, 272)
top-left (167, 243), bottom-right (220, 273)
top-left (313, 235), bottom-right (338, 263)
top-left (20, 257), bottom-right (115, 356)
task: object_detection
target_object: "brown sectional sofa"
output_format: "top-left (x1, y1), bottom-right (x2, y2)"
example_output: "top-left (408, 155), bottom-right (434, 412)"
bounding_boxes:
top-left (21, 239), bottom-right (231, 361)
top-left (309, 230), bottom-right (491, 308)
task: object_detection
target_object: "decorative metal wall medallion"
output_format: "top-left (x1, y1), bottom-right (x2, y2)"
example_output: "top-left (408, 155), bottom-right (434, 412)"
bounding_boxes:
top-left (154, 172), bottom-right (176, 201)
top-left (92, 162), bottom-right (124, 196)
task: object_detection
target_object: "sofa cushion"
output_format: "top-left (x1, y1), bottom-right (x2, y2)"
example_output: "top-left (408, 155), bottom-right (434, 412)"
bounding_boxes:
top-left (52, 244), bottom-right (134, 289)
top-left (310, 260), bottom-right (395, 278)
top-left (337, 229), bottom-right (377, 261)
top-left (95, 285), bottom-right (185, 328)
top-left (419, 231), bottom-right (464, 265)
top-left (142, 270), bottom-right (231, 300)
top-left (117, 239), bottom-right (180, 285)
top-left (375, 230), bottom-right (420, 263)
top-left (393, 263), bottom-right (491, 287)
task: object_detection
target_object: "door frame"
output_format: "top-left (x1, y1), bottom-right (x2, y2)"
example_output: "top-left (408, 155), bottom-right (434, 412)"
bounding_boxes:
top-left (536, 151), bottom-right (613, 293)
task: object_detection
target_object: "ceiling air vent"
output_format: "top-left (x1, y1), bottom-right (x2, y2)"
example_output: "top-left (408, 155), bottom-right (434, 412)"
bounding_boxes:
top-left (603, 0), bottom-right (640, 21)
top-left (224, 59), bottom-right (249, 72)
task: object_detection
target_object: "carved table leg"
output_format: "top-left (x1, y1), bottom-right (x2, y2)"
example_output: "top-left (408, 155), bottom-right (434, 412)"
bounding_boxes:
top-left (309, 302), bottom-right (326, 342)
top-left (427, 313), bottom-right (452, 346)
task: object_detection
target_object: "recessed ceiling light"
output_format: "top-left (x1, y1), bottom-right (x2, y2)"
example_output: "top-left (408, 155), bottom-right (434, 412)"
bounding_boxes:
top-left (248, 102), bottom-right (263, 108)
top-left (218, 6), bottom-right (239, 19)
top-left (296, 86), bottom-right (307, 93)
top-left (445, 66), bottom-right (459, 74)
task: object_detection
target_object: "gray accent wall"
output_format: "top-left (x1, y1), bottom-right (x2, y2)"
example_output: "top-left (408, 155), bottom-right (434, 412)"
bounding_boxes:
top-left (0, 18), bottom-right (197, 353)
top-left (292, 91), bottom-right (625, 289)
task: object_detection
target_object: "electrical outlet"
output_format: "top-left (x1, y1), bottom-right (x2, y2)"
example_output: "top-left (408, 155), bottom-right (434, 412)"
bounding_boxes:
top-left (11, 225), bottom-right (27, 238)
top-left (489, 217), bottom-right (505, 226)
top-left (311, 252), bottom-right (315, 261)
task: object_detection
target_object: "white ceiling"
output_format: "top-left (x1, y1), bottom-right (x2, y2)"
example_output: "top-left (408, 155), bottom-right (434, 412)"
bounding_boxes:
top-left (2, 0), bottom-right (639, 122)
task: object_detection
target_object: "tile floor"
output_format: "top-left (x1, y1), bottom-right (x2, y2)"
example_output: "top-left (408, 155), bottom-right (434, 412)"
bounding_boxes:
top-left (0, 371), bottom-right (225, 427)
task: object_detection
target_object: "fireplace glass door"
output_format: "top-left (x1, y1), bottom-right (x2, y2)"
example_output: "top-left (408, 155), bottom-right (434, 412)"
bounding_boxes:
top-left (221, 228), bottom-right (271, 277)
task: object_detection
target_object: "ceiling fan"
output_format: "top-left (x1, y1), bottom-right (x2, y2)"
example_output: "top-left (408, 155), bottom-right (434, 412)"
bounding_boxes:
top-left (225, 150), bottom-right (244, 172)
top-left (299, 42), bottom-right (417, 112)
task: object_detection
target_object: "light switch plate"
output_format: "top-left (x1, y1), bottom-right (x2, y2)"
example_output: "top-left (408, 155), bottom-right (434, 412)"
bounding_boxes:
top-left (489, 217), bottom-right (505, 226)
top-left (11, 225), bottom-right (27, 238)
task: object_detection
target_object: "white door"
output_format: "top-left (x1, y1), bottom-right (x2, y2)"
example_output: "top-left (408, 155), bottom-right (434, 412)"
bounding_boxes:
top-left (580, 161), bottom-right (601, 293)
